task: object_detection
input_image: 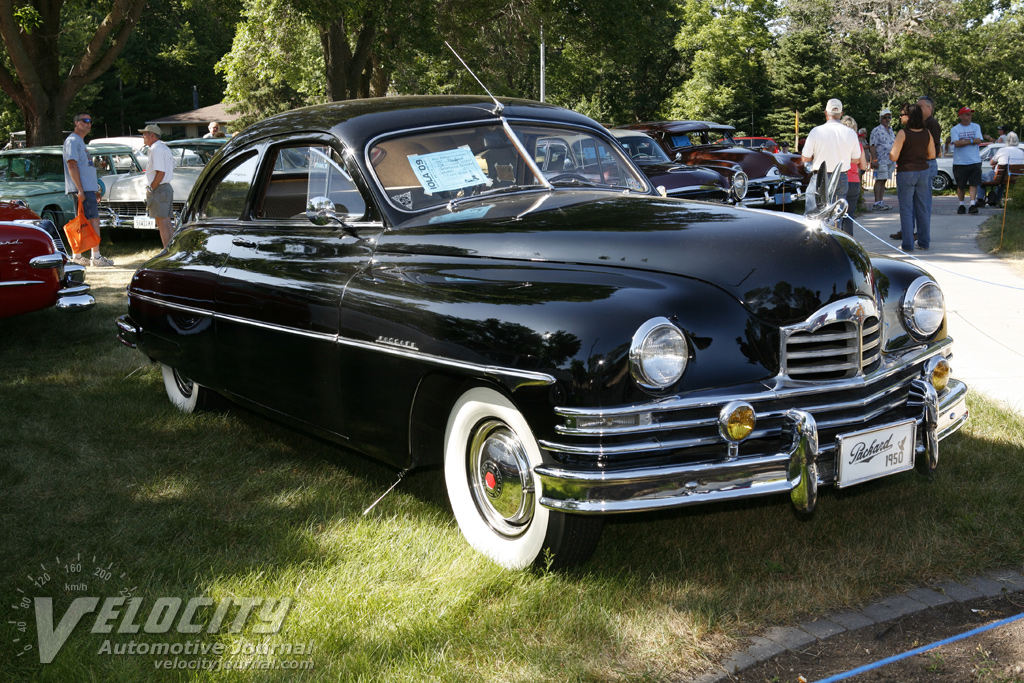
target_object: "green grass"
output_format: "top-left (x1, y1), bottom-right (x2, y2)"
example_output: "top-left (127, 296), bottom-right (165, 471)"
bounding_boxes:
top-left (1, 234), bottom-right (1023, 682)
top-left (979, 182), bottom-right (1024, 268)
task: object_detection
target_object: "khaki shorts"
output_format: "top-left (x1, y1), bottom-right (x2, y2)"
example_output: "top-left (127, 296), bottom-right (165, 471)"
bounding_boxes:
top-left (146, 184), bottom-right (173, 218)
top-left (874, 158), bottom-right (894, 180)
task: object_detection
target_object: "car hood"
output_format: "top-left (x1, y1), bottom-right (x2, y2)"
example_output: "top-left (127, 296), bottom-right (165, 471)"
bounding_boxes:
top-left (104, 169), bottom-right (201, 202)
top-left (382, 192), bottom-right (872, 328)
top-left (634, 161), bottom-right (728, 191)
top-left (0, 182), bottom-right (62, 198)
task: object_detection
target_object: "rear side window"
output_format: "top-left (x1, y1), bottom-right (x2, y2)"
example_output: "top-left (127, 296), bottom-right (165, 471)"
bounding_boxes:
top-left (200, 153), bottom-right (259, 219)
top-left (255, 144), bottom-right (366, 221)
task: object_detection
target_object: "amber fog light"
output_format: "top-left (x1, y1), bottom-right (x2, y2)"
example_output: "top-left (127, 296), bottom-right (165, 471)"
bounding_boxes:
top-left (719, 401), bottom-right (756, 443)
top-left (925, 356), bottom-right (951, 392)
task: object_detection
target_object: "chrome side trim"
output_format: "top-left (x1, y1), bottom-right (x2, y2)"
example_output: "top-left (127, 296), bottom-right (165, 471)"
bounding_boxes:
top-left (128, 292), bottom-right (556, 386)
top-left (0, 280), bottom-right (46, 287)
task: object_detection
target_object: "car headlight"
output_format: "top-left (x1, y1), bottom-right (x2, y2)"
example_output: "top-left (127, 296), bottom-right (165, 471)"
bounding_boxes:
top-left (901, 276), bottom-right (945, 338)
top-left (629, 317), bottom-right (689, 390)
top-left (731, 171), bottom-right (748, 200)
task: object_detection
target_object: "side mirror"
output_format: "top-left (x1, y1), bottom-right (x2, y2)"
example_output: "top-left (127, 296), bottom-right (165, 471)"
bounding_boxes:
top-left (306, 196), bottom-right (338, 226)
top-left (674, 152), bottom-right (682, 162)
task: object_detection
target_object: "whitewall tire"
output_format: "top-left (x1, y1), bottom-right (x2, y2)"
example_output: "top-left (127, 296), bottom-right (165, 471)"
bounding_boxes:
top-left (444, 386), bottom-right (602, 569)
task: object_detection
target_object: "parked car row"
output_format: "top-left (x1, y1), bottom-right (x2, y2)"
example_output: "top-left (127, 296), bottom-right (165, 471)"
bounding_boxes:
top-left (618, 121), bottom-right (807, 208)
top-left (115, 95), bottom-right (968, 570)
top-left (0, 143), bottom-right (141, 226)
top-left (0, 138), bottom-right (227, 231)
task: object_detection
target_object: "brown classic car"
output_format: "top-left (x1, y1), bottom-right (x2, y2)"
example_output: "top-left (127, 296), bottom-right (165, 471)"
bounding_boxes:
top-left (619, 121), bottom-right (809, 208)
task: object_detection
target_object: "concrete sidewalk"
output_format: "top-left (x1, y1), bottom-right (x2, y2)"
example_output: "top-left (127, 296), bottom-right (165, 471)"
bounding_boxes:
top-left (851, 195), bottom-right (1024, 417)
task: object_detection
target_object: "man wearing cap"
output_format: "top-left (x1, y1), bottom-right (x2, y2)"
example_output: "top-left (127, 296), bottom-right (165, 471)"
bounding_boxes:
top-left (139, 124), bottom-right (175, 246)
top-left (62, 113), bottom-right (114, 267)
top-left (950, 107), bottom-right (984, 214)
top-left (801, 99), bottom-right (861, 233)
top-left (869, 109), bottom-right (895, 210)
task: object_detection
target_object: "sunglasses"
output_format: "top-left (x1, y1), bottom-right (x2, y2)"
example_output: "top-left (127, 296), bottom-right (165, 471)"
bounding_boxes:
top-left (79, 118), bottom-right (92, 123)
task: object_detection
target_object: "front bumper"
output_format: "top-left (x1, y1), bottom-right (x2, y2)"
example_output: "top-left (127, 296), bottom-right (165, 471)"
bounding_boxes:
top-left (28, 256), bottom-right (95, 311)
top-left (739, 178), bottom-right (805, 207)
top-left (536, 351), bottom-right (968, 515)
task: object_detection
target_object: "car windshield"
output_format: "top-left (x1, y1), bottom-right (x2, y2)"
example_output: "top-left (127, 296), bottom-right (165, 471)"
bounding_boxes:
top-left (370, 123), bottom-right (646, 212)
top-left (169, 144), bottom-right (221, 167)
top-left (616, 135), bottom-right (671, 163)
top-left (0, 154), bottom-right (64, 182)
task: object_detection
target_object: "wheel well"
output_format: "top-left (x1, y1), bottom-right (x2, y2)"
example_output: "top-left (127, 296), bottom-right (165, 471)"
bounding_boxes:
top-left (408, 375), bottom-right (508, 468)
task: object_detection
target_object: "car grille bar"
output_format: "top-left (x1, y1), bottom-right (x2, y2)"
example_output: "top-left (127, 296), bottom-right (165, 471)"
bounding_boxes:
top-left (103, 200), bottom-right (186, 218)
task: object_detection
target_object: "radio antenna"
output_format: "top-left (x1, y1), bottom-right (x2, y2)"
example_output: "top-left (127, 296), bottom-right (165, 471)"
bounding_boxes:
top-left (445, 41), bottom-right (504, 116)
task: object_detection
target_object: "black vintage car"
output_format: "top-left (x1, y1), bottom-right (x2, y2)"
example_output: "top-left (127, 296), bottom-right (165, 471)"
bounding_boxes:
top-left (117, 96), bottom-right (968, 570)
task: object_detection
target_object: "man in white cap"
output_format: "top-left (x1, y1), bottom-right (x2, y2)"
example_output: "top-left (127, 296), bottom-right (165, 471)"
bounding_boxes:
top-left (139, 124), bottom-right (175, 246)
top-left (801, 98), bottom-right (862, 233)
top-left (869, 109), bottom-right (895, 210)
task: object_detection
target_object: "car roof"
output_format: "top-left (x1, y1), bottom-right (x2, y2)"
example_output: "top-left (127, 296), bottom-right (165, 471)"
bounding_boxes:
top-left (167, 138), bottom-right (228, 146)
top-left (609, 129), bottom-right (656, 140)
top-left (221, 95), bottom-right (602, 156)
top-left (626, 121), bottom-right (737, 134)
top-left (0, 143), bottom-right (134, 155)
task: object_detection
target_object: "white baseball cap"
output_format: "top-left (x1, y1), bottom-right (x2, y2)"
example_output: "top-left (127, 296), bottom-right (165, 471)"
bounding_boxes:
top-left (826, 99), bottom-right (843, 114)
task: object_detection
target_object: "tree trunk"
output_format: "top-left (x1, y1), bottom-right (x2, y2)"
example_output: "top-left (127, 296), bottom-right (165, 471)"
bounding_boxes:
top-left (320, 10), bottom-right (377, 101)
top-left (0, 0), bottom-right (146, 146)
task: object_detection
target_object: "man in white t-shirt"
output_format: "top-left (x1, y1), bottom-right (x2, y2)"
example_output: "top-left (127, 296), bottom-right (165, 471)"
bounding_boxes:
top-left (950, 107), bottom-right (984, 214)
top-left (986, 132), bottom-right (1024, 207)
top-left (801, 98), bottom-right (861, 232)
top-left (139, 124), bottom-right (175, 247)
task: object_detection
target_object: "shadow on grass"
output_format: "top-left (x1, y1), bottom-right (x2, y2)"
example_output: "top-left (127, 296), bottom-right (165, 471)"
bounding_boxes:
top-left (2, 286), bottom-right (1022, 682)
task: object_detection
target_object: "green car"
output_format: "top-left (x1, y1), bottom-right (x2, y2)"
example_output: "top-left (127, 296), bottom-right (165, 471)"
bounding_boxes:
top-left (0, 143), bottom-right (143, 226)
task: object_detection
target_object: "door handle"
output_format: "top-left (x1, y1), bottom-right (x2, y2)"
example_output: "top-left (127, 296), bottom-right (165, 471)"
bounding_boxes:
top-left (231, 237), bottom-right (258, 249)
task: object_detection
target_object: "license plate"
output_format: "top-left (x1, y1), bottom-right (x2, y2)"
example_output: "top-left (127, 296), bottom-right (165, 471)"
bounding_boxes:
top-left (134, 216), bottom-right (156, 230)
top-left (835, 419), bottom-right (916, 488)
top-left (774, 193), bottom-right (796, 204)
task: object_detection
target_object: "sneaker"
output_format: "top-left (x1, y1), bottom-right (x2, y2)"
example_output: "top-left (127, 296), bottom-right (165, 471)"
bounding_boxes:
top-left (957, 205), bottom-right (966, 214)
top-left (90, 255), bottom-right (115, 267)
top-left (968, 204), bottom-right (979, 214)
top-left (71, 255), bottom-right (90, 267)
top-left (874, 202), bottom-right (890, 210)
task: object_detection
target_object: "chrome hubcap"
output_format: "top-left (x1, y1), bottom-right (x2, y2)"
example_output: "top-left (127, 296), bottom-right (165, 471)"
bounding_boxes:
top-left (468, 419), bottom-right (534, 537)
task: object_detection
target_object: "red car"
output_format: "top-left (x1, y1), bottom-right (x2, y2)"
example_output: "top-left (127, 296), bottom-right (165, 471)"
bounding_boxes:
top-left (0, 199), bottom-right (94, 318)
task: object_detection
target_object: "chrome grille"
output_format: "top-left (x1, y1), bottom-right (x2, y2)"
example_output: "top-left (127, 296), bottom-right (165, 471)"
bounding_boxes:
top-left (104, 201), bottom-right (185, 218)
top-left (781, 298), bottom-right (882, 381)
top-left (785, 320), bottom-right (860, 380)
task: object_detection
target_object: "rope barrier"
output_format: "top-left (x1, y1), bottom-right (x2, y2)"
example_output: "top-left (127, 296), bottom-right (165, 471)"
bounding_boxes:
top-left (812, 609), bottom-right (1024, 682)
top-left (851, 216), bottom-right (1024, 291)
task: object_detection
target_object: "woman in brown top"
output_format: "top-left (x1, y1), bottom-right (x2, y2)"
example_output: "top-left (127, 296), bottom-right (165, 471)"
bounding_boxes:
top-left (889, 103), bottom-right (936, 251)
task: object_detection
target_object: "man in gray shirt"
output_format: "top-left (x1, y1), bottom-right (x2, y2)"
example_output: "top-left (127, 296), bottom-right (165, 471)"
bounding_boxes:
top-left (63, 113), bottom-right (113, 267)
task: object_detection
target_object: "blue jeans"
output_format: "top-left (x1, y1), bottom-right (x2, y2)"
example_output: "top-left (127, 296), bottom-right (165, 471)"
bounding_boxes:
top-left (925, 159), bottom-right (937, 214)
top-left (842, 175), bottom-right (860, 235)
top-left (896, 170), bottom-right (931, 250)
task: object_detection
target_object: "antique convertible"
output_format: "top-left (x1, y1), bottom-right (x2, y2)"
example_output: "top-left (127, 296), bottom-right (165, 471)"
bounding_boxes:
top-left (116, 96), bottom-right (968, 569)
